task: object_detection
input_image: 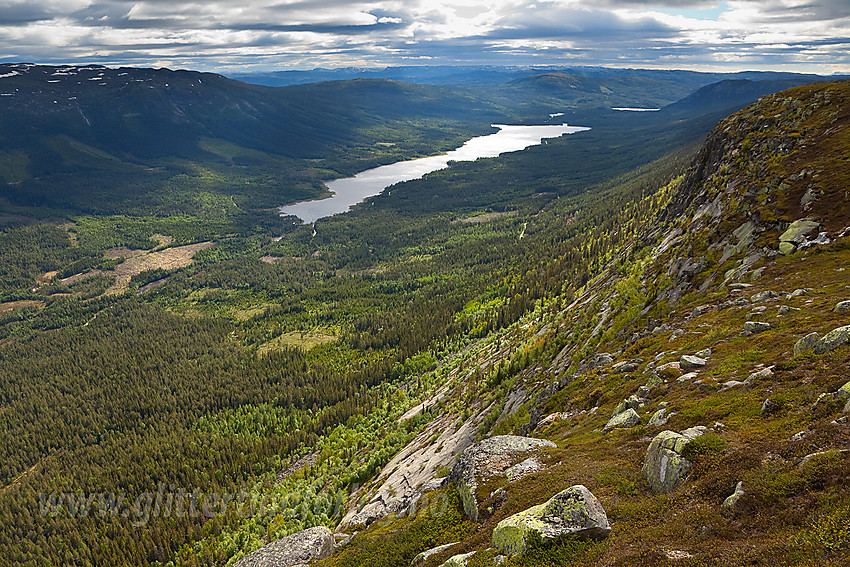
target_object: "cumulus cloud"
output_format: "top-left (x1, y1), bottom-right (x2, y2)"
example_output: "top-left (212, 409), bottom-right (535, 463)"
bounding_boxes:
top-left (0, 0), bottom-right (847, 72)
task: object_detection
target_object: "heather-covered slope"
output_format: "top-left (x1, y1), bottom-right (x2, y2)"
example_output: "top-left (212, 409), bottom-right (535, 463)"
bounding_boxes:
top-left (316, 81), bottom-right (850, 567)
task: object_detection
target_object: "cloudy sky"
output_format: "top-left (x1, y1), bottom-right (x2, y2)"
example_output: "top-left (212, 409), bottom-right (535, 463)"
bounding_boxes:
top-left (0, 0), bottom-right (848, 73)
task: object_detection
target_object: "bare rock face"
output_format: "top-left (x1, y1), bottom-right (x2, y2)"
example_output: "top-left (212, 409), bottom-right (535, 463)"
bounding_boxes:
top-left (449, 435), bottom-right (556, 522)
top-left (233, 526), bottom-right (334, 567)
top-left (491, 485), bottom-right (611, 557)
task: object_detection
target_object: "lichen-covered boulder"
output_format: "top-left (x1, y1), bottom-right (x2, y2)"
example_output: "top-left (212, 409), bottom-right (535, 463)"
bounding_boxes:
top-left (232, 526), bottom-right (334, 567)
top-left (642, 427), bottom-right (707, 494)
top-left (835, 381), bottom-right (850, 405)
top-left (744, 321), bottom-right (771, 334)
top-left (815, 325), bottom-right (850, 354)
top-left (779, 220), bottom-right (820, 254)
top-left (449, 435), bottom-right (556, 522)
top-left (794, 332), bottom-right (821, 356)
top-left (412, 542), bottom-right (458, 566)
top-left (604, 408), bottom-right (641, 432)
top-left (492, 485), bottom-right (610, 557)
top-left (438, 552), bottom-right (475, 567)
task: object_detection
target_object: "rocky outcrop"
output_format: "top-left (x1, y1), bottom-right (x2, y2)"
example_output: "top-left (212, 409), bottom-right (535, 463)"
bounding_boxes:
top-left (449, 435), bottom-right (556, 522)
top-left (233, 526), bottom-right (334, 567)
top-left (491, 485), bottom-right (610, 557)
top-left (642, 426), bottom-right (707, 494)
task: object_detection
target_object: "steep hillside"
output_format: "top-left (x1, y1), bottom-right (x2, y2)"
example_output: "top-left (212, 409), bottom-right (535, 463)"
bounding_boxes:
top-left (306, 81), bottom-right (850, 566)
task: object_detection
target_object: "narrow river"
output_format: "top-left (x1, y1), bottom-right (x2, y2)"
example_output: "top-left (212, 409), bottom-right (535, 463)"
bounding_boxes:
top-left (279, 123), bottom-right (590, 224)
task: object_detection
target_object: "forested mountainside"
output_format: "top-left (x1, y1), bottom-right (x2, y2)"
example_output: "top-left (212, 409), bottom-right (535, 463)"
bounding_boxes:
top-left (0, 69), bottom-right (847, 567)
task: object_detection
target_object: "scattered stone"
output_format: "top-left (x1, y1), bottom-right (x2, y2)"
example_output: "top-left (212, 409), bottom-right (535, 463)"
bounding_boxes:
top-left (664, 550), bottom-right (695, 560)
top-left (835, 301), bottom-right (850, 312)
top-left (658, 401), bottom-right (669, 409)
top-left (722, 481), bottom-right (745, 509)
top-left (677, 372), bottom-right (699, 383)
top-left (505, 458), bottom-right (543, 482)
top-left (648, 408), bottom-right (670, 427)
top-left (787, 288), bottom-right (808, 299)
top-left (790, 430), bottom-right (807, 442)
top-left (232, 526), bottom-right (334, 567)
top-left (536, 412), bottom-right (567, 429)
top-left (642, 427), bottom-right (707, 494)
top-left (744, 321), bottom-right (771, 334)
top-left (729, 283), bottom-right (753, 290)
top-left (691, 305), bottom-right (713, 318)
top-left (670, 329), bottom-right (686, 341)
top-left (491, 485), bottom-right (611, 557)
top-left (612, 395), bottom-right (647, 417)
top-left (656, 361), bottom-right (682, 379)
top-left (612, 361), bottom-right (640, 373)
top-left (761, 398), bottom-right (779, 416)
top-left (747, 367), bottom-right (774, 381)
top-left (449, 436), bottom-right (556, 522)
top-left (637, 385), bottom-right (651, 398)
top-left (750, 267), bottom-right (765, 281)
top-left (794, 332), bottom-right (821, 356)
top-left (778, 305), bottom-right (800, 314)
top-left (493, 555), bottom-right (507, 565)
top-left (412, 543), bottom-right (458, 566)
top-left (751, 290), bottom-right (780, 303)
top-left (680, 355), bottom-right (707, 370)
top-left (695, 348), bottom-right (712, 359)
top-left (438, 552), bottom-right (475, 567)
top-left (815, 325), bottom-right (850, 354)
top-left (604, 408), bottom-right (641, 432)
top-left (721, 380), bottom-right (747, 390)
top-left (834, 381), bottom-right (850, 405)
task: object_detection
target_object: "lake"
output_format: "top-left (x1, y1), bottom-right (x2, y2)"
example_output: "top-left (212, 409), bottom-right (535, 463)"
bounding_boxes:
top-left (279, 123), bottom-right (590, 224)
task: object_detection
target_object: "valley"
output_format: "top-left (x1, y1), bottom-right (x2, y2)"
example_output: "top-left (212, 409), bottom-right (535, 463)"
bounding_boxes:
top-left (0, 64), bottom-right (848, 567)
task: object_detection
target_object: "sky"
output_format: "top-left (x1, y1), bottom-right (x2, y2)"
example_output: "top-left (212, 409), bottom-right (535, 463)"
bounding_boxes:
top-left (0, 0), bottom-right (848, 74)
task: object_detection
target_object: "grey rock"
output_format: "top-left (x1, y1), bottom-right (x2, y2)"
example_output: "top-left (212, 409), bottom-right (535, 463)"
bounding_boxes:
top-left (721, 380), bottom-right (747, 390)
top-left (232, 526), bottom-right (334, 567)
top-left (449, 435), bottom-right (556, 522)
top-left (780, 219), bottom-right (820, 244)
top-left (815, 325), bottom-right (850, 354)
top-left (648, 408), bottom-right (669, 427)
top-left (412, 542), bottom-right (458, 566)
top-left (787, 288), bottom-right (808, 299)
top-left (642, 427), bottom-right (707, 494)
top-left (505, 458), bottom-right (543, 482)
top-left (778, 305), bottom-right (800, 314)
top-left (790, 430), bottom-right (807, 442)
top-left (747, 367), bottom-right (774, 382)
top-left (722, 481), bottom-right (745, 509)
top-left (761, 398), bottom-right (779, 415)
top-left (834, 300), bottom-right (850, 312)
top-left (680, 355), bottom-right (707, 370)
top-left (794, 332), bottom-right (821, 356)
top-left (491, 485), bottom-right (610, 557)
top-left (438, 552), bottom-right (475, 567)
top-left (612, 361), bottom-right (639, 373)
top-left (677, 372), bottom-right (699, 383)
top-left (744, 321), bottom-right (771, 334)
top-left (750, 290), bottom-right (780, 303)
top-left (695, 348), bottom-right (712, 359)
top-left (604, 408), bottom-right (641, 432)
top-left (399, 478), bottom-right (447, 518)
top-left (833, 381), bottom-right (850, 405)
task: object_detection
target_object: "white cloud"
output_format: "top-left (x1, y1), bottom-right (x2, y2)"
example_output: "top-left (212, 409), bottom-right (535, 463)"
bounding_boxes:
top-left (0, 0), bottom-right (847, 72)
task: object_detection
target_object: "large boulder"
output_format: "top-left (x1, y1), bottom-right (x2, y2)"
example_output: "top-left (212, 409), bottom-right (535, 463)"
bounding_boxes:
top-left (642, 427), bottom-right (707, 494)
top-left (815, 325), bottom-right (850, 354)
top-left (233, 526), bottom-right (334, 567)
top-left (604, 408), bottom-right (641, 432)
top-left (449, 435), bottom-right (556, 522)
top-left (492, 485), bottom-right (610, 557)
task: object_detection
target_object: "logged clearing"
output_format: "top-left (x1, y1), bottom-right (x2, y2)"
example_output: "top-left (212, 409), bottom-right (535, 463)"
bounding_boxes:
top-left (0, 300), bottom-right (45, 313)
top-left (259, 328), bottom-right (338, 353)
top-left (105, 242), bottom-right (214, 294)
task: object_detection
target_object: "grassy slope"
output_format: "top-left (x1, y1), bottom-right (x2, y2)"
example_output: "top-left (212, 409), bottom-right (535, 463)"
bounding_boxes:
top-left (319, 81), bottom-right (850, 566)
